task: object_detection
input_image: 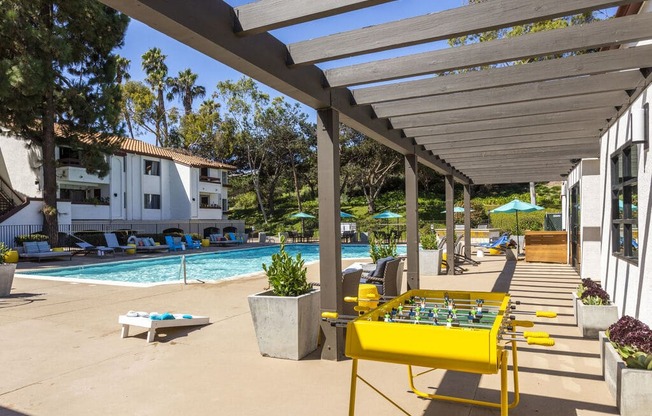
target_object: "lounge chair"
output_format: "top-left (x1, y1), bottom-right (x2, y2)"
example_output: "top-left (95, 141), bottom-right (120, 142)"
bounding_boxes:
top-left (20, 241), bottom-right (73, 262)
top-left (209, 234), bottom-right (237, 246)
top-left (227, 232), bottom-right (244, 244)
top-left (164, 235), bottom-right (184, 251)
top-left (104, 233), bottom-right (132, 253)
top-left (184, 234), bottom-right (201, 249)
top-left (128, 236), bottom-right (169, 252)
top-left (75, 242), bottom-right (115, 257)
top-left (474, 233), bottom-right (510, 249)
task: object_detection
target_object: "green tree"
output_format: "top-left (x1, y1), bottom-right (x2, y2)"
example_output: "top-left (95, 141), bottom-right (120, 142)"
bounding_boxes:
top-left (340, 125), bottom-right (402, 214)
top-left (215, 77), bottom-right (271, 223)
top-left (141, 47), bottom-right (170, 146)
top-left (115, 55), bottom-right (136, 139)
top-left (120, 80), bottom-right (158, 139)
top-left (178, 99), bottom-right (222, 157)
top-left (0, 0), bottom-right (129, 243)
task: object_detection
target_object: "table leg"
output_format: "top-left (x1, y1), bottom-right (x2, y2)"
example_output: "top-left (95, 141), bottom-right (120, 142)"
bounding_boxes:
top-left (121, 324), bottom-right (129, 339)
top-left (349, 359), bottom-right (358, 416)
top-left (147, 329), bottom-right (156, 343)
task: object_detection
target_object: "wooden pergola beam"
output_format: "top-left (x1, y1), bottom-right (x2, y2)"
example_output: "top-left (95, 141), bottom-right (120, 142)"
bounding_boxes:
top-left (431, 137), bottom-right (597, 155)
top-left (422, 131), bottom-right (598, 151)
top-left (326, 13), bottom-right (652, 87)
top-left (413, 121), bottom-right (599, 144)
top-left (288, 0), bottom-right (638, 65)
top-left (390, 92), bottom-right (627, 129)
top-left (352, 44), bottom-right (652, 104)
top-left (373, 70), bottom-right (642, 118)
top-left (234, 0), bottom-right (393, 35)
top-left (402, 109), bottom-right (615, 137)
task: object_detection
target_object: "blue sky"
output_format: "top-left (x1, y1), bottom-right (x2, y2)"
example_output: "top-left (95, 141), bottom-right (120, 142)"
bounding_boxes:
top-left (117, 1), bottom-right (465, 143)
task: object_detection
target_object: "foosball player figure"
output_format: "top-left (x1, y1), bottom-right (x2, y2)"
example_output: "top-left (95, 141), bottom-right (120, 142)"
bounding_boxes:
top-left (414, 315), bottom-right (421, 324)
top-left (476, 299), bottom-right (484, 314)
top-left (446, 312), bottom-right (453, 328)
top-left (397, 304), bottom-right (404, 315)
top-left (384, 312), bottom-right (392, 323)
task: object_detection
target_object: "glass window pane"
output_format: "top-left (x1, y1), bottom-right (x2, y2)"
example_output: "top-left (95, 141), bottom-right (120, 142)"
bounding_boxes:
top-left (616, 224), bottom-right (624, 255)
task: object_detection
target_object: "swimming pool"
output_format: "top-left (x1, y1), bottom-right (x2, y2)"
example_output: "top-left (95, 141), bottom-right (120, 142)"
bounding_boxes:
top-left (20, 244), bottom-right (406, 285)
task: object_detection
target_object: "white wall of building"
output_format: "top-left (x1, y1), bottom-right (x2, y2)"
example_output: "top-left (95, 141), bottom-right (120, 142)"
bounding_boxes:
top-left (580, 159), bottom-right (602, 280)
top-left (0, 133), bottom-right (42, 198)
top-left (598, 84), bottom-right (651, 325)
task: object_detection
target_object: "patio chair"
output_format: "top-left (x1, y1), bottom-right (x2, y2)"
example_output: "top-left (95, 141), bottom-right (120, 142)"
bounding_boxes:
top-left (474, 233), bottom-right (510, 249)
top-left (128, 236), bottom-right (169, 252)
top-left (75, 242), bottom-right (115, 257)
top-left (341, 268), bottom-right (364, 316)
top-left (19, 241), bottom-right (73, 262)
top-left (226, 232), bottom-right (244, 244)
top-left (184, 234), bottom-right (202, 249)
top-left (454, 239), bottom-right (479, 266)
top-left (104, 233), bottom-right (132, 252)
top-left (164, 235), bottom-right (185, 251)
top-left (365, 258), bottom-right (403, 297)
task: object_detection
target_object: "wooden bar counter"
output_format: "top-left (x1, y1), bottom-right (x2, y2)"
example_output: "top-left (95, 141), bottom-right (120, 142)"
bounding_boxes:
top-left (524, 231), bottom-right (567, 264)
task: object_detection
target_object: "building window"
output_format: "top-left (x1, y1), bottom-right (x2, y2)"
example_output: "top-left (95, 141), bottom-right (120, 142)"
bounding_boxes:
top-left (144, 193), bottom-right (161, 209)
top-left (144, 160), bottom-right (160, 176)
top-left (611, 144), bottom-right (638, 263)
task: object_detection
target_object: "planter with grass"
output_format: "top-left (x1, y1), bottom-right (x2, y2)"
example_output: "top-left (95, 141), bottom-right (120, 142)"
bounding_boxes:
top-left (248, 237), bottom-right (319, 360)
top-left (601, 316), bottom-right (652, 416)
top-left (576, 278), bottom-right (619, 339)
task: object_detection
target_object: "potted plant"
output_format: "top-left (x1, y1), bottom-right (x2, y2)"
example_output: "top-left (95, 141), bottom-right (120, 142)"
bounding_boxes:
top-left (0, 242), bottom-right (17, 297)
top-left (369, 235), bottom-right (397, 263)
top-left (247, 237), bottom-right (320, 360)
top-left (419, 232), bottom-right (441, 275)
top-left (600, 316), bottom-right (652, 415)
top-left (575, 278), bottom-right (619, 338)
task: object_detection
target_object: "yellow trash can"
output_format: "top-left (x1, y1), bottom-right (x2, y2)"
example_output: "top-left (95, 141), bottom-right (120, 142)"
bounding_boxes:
top-left (201, 239), bottom-right (210, 247)
top-left (126, 244), bottom-right (137, 255)
top-left (52, 247), bottom-right (64, 252)
top-left (4, 250), bottom-right (19, 263)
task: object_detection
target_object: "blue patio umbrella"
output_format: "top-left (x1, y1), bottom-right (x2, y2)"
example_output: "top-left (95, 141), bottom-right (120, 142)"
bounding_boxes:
top-left (372, 210), bottom-right (402, 219)
top-left (441, 206), bottom-right (473, 213)
top-left (490, 199), bottom-right (543, 254)
top-left (618, 200), bottom-right (638, 211)
top-left (290, 212), bottom-right (315, 237)
top-left (340, 211), bottom-right (355, 218)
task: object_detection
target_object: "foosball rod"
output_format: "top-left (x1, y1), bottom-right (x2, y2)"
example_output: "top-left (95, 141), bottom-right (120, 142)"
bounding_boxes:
top-left (409, 296), bottom-right (511, 306)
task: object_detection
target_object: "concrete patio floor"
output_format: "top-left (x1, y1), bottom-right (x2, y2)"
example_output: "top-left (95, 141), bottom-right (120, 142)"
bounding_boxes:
top-left (0, 251), bottom-right (618, 416)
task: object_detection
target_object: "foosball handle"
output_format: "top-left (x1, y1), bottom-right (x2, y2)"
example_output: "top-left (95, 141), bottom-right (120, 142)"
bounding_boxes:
top-left (536, 311), bottom-right (557, 318)
top-left (511, 320), bottom-right (534, 328)
top-left (321, 312), bottom-right (339, 319)
top-left (523, 331), bottom-right (550, 339)
top-left (344, 296), bottom-right (358, 303)
top-left (527, 337), bottom-right (555, 346)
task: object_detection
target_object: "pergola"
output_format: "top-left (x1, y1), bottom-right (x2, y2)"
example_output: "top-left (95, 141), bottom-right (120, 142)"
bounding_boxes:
top-left (100, 0), bottom-right (652, 359)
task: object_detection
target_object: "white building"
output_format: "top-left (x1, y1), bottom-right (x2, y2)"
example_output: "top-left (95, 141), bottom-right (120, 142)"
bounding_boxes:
top-left (0, 130), bottom-right (239, 242)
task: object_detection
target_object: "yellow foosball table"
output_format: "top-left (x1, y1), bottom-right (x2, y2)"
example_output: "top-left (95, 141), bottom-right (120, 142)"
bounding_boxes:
top-left (323, 289), bottom-right (556, 416)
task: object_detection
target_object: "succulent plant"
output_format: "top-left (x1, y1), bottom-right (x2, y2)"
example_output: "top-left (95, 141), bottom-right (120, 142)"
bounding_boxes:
top-left (607, 315), bottom-right (652, 370)
top-left (577, 278), bottom-right (611, 305)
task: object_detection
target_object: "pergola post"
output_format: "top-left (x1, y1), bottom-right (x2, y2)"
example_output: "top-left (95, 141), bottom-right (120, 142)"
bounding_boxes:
top-left (464, 184), bottom-right (472, 258)
top-left (405, 153), bottom-right (419, 289)
top-left (445, 174), bottom-right (455, 275)
top-left (317, 108), bottom-right (344, 361)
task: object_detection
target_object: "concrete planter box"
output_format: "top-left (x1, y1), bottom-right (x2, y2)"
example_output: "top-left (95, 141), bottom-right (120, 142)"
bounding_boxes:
top-left (600, 332), bottom-right (652, 416)
top-left (0, 263), bottom-right (17, 297)
top-left (572, 292), bottom-right (580, 326)
top-left (248, 288), bottom-right (320, 360)
top-left (577, 301), bottom-right (619, 339)
top-left (418, 249), bottom-right (441, 276)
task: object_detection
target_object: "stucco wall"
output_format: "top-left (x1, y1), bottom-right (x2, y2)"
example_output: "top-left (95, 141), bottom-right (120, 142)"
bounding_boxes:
top-left (579, 159), bottom-right (602, 280)
top-left (598, 85), bottom-right (651, 325)
top-left (0, 133), bottom-right (42, 198)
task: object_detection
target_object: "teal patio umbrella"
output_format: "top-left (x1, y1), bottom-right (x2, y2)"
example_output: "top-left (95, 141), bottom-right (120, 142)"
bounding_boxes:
top-left (372, 210), bottom-right (403, 240)
top-left (490, 199), bottom-right (543, 254)
top-left (290, 212), bottom-right (315, 237)
top-left (340, 211), bottom-right (355, 218)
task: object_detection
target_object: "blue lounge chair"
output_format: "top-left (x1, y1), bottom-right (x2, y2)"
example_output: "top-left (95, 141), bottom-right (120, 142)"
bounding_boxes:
top-left (184, 234), bottom-right (201, 249)
top-left (475, 233), bottom-right (510, 249)
top-left (164, 235), bottom-right (184, 251)
top-left (227, 232), bottom-right (244, 244)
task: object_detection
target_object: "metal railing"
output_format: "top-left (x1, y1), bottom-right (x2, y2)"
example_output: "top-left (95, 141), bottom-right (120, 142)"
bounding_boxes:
top-left (0, 220), bottom-right (245, 248)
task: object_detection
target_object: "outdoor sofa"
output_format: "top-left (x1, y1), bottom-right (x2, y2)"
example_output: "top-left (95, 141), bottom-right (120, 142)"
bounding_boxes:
top-left (20, 241), bottom-right (73, 262)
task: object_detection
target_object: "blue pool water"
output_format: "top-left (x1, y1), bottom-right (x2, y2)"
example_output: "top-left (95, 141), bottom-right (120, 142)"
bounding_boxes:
top-left (21, 244), bottom-right (406, 285)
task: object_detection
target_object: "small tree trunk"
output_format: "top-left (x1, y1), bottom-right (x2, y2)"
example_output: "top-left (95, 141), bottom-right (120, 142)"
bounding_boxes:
top-left (529, 182), bottom-right (537, 205)
top-left (42, 82), bottom-right (59, 245)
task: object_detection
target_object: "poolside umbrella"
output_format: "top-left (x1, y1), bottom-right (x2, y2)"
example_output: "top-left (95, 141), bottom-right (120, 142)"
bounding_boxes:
top-left (372, 210), bottom-right (403, 239)
top-left (340, 211), bottom-right (355, 218)
top-left (290, 212), bottom-right (315, 238)
top-left (490, 199), bottom-right (543, 254)
top-left (441, 206), bottom-right (473, 213)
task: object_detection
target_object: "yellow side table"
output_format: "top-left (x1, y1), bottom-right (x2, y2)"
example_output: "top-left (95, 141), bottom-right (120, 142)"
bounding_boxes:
top-left (4, 250), bottom-right (19, 263)
top-left (201, 239), bottom-right (210, 247)
top-left (126, 244), bottom-right (137, 255)
top-left (52, 247), bottom-right (64, 252)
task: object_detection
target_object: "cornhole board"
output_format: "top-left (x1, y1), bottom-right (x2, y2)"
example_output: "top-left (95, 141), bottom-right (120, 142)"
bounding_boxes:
top-left (119, 314), bottom-right (210, 343)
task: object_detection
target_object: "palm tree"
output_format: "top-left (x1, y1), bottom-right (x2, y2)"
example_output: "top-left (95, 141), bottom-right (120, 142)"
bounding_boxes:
top-left (116, 56), bottom-right (136, 139)
top-left (167, 69), bottom-right (206, 116)
top-left (141, 48), bottom-right (169, 146)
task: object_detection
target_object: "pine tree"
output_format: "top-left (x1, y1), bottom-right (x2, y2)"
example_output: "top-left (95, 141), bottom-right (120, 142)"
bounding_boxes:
top-left (0, 1), bottom-right (129, 243)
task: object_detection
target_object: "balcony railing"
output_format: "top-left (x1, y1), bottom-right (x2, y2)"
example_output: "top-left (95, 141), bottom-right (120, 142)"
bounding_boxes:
top-left (200, 204), bottom-right (222, 209)
top-left (200, 175), bottom-right (221, 184)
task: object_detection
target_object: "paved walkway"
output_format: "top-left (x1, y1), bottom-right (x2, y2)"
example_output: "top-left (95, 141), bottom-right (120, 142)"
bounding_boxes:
top-left (0, 254), bottom-right (618, 416)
